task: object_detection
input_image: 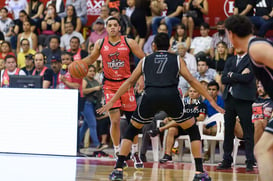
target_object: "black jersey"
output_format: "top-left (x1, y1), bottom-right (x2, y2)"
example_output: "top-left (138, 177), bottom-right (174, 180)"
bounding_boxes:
top-left (143, 51), bottom-right (180, 88)
top-left (248, 37), bottom-right (273, 100)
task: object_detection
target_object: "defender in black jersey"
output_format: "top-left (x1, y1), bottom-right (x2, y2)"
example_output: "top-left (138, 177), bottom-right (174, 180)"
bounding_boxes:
top-left (225, 15), bottom-right (273, 181)
top-left (98, 33), bottom-right (224, 181)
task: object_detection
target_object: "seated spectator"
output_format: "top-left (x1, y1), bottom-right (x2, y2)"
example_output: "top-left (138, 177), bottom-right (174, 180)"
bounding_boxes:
top-left (62, 0), bottom-right (87, 26)
top-left (46, 0), bottom-right (65, 16)
top-left (61, 5), bottom-right (82, 35)
top-left (209, 20), bottom-right (233, 58)
top-left (0, 55), bottom-right (26, 87)
top-left (17, 38), bottom-right (36, 68)
top-left (17, 21), bottom-right (38, 53)
top-left (151, 0), bottom-right (184, 37)
top-left (0, 41), bottom-right (15, 59)
top-left (169, 23), bottom-right (191, 53)
top-left (148, 0), bottom-right (166, 28)
top-left (42, 35), bottom-right (62, 67)
top-left (0, 7), bottom-right (14, 42)
top-left (96, 5), bottom-right (110, 24)
top-left (252, 81), bottom-right (273, 144)
top-left (60, 21), bottom-right (85, 51)
top-left (21, 54), bottom-right (35, 75)
top-left (49, 56), bottom-right (62, 88)
top-left (182, 0), bottom-right (209, 38)
top-left (233, 0), bottom-right (255, 17)
top-left (190, 23), bottom-right (212, 55)
top-left (149, 87), bottom-right (206, 163)
top-left (26, 0), bottom-right (44, 23)
top-left (38, 4), bottom-right (61, 51)
top-left (32, 52), bottom-right (54, 88)
top-left (79, 65), bottom-right (102, 149)
top-left (7, 0), bottom-right (28, 20)
top-left (209, 41), bottom-right (232, 74)
top-left (87, 18), bottom-right (107, 52)
top-left (67, 36), bottom-right (88, 61)
top-left (0, 58), bottom-right (5, 72)
top-left (143, 23), bottom-right (168, 56)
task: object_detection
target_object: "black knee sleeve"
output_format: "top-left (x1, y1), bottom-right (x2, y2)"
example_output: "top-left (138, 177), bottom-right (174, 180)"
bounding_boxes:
top-left (123, 123), bottom-right (141, 141)
top-left (185, 124), bottom-right (201, 142)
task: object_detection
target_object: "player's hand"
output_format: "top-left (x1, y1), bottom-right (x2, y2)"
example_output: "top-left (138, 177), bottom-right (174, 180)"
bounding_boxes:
top-left (96, 102), bottom-right (113, 115)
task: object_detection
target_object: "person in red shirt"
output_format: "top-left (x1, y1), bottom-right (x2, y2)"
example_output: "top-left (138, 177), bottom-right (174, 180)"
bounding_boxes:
top-left (80, 16), bottom-right (145, 169)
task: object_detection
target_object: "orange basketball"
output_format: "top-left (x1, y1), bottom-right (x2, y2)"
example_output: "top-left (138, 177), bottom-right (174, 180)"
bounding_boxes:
top-left (68, 61), bottom-right (88, 79)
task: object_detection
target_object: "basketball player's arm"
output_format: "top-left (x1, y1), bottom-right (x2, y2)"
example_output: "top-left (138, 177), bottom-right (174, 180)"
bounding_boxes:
top-left (249, 43), bottom-right (273, 70)
top-left (81, 39), bottom-right (102, 65)
top-left (97, 59), bottom-right (143, 114)
top-left (179, 57), bottom-right (225, 114)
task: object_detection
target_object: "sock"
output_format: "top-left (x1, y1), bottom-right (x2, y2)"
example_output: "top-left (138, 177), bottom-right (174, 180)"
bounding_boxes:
top-left (131, 144), bottom-right (138, 154)
top-left (115, 155), bottom-right (126, 169)
top-left (195, 158), bottom-right (204, 172)
top-left (114, 145), bottom-right (120, 154)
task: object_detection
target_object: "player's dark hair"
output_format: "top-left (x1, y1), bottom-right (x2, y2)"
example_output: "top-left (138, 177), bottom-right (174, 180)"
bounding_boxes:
top-left (106, 16), bottom-right (120, 26)
top-left (153, 33), bottom-right (170, 50)
top-left (225, 15), bottom-right (253, 37)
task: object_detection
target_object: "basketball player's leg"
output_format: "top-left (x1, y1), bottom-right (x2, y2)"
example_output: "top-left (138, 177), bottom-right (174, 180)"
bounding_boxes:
top-left (108, 108), bottom-right (121, 154)
top-left (254, 119), bottom-right (273, 181)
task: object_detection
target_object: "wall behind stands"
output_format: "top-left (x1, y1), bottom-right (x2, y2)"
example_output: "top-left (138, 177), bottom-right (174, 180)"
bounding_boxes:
top-left (1, 0), bottom-right (234, 27)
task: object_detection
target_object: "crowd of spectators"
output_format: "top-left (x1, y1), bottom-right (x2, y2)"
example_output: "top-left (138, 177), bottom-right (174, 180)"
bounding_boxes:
top-left (0, 0), bottom-right (273, 166)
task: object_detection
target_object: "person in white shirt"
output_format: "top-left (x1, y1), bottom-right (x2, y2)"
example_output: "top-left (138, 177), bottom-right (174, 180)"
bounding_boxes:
top-left (0, 7), bottom-right (14, 42)
top-left (7, 0), bottom-right (28, 20)
top-left (190, 22), bottom-right (212, 56)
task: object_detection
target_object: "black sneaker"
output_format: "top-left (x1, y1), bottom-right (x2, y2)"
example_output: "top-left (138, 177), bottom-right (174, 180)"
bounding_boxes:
top-left (193, 172), bottom-right (211, 181)
top-left (148, 128), bottom-right (160, 137)
top-left (122, 161), bottom-right (128, 170)
top-left (245, 160), bottom-right (254, 172)
top-left (132, 152), bottom-right (144, 170)
top-left (159, 154), bottom-right (172, 163)
top-left (109, 169), bottom-right (123, 181)
top-left (216, 160), bottom-right (232, 170)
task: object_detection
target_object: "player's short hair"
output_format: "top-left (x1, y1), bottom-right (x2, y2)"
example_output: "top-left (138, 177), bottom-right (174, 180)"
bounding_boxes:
top-left (106, 16), bottom-right (120, 26)
top-left (153, 33), bottom-right (170, 50)
top-left (225, 15), bottom-right (253, 37)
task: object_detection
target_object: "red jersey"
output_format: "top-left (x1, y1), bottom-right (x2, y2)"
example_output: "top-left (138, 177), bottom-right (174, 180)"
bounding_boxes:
top-left (100, 36), bottom-right (131, 81)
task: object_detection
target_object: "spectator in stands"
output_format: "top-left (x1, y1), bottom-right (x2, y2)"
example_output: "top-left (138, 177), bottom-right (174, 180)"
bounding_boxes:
top-left (169, 23), bottom-right (191, 53)
top-left (26, 0), bottom-right (44, 23)
top-left (151, 0), bottom-right (184, 37)
top-left (250, 0), bottom-right (273, 37)
top-left (190, 22), bottom-right (212, 55)
top-left (17, 38), bottom-right (36, 68)
top-left (252, 81), bottom-right (273, 144)
top-left (21, 54), bottom-right (35, 75)
top-left (219, 50), bottom-right (256, 171)
top-left (0, 58), bottom-right (5, 72)
top-left (87, 18), bottom-right (107, 52)
top-left (110, 8), bottom-right (133, 38)
top-left (32, 52), bottom-right (54, 88)
top-left (62, 0), bottom-right (87, 26)
top-left (11, 10), bottom-right (36, 51)
top-left (209, 41), bottom-right (232, 74)
top-left (7, 0), bottom-right (28, 20)
top-left (16, 21), bottom-right (37, 53)
top-left (149, 0), bottom-right (167, 25)
top-left (61, 5), bottom-right (82, 35)
top-left (0, 55), bottom-right (26, 87)
top-left (38, 4), bottom-right (61, 51)
top-left (60, 21), bottom-right (85, 51)
top-left (209, 20), bottom-right (233, 58)
top-left (67, 36), bottom-right (88, 61)
top-left (177, 42), bottom-right (197, 95)
top-left (96, 5), bottom-right (110, 24)
top-left (42, 35), bottom-right (62, 67)
top-left (182, 0), bottom-right (209, 38)
top-left (49, 56), bottom-right (61, 88)
top-left (46, 0), bottom-right (65, 16)
top-left (143, 23), bottom-right (168, 55)
top-left (0, 41), bottom-right (15, 59)
top-left (233, 0), bottom-right (255, 16)
top-left (0, 7), bottom-right (14, 42)
top-left (79, 65), bottom-right (103, 150)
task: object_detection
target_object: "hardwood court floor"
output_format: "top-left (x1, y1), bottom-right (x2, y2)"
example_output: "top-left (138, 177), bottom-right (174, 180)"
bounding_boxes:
top-left (0, 153), bottom-right (259, 181)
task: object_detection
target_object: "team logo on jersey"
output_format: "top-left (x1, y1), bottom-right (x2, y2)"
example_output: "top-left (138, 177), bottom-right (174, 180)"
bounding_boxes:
top-left (104, 45), bottom-right (109, 51)
top-left (107, 52), bottom-right (125, 69)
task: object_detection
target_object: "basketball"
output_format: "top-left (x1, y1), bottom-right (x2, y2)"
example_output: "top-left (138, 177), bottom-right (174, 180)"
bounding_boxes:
top-left (68, 60), bottom-right (88, 79)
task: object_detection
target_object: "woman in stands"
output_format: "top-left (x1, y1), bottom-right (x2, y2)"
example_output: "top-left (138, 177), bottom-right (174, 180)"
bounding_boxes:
top-left (0, 41), bottom-right (15, 59)
top-left (169, 23), bottom-right (191, 53)
top-left (26, 0), bottom-right (44, 23)
top-left (61, 5), bottom-right (82, 35)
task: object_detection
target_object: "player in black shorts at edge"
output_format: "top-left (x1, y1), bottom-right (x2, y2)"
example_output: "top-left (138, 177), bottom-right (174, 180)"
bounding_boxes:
top-left (225, 15), bottom-right (273, 181)
top-left (97, 33), bottom-right (225, 181)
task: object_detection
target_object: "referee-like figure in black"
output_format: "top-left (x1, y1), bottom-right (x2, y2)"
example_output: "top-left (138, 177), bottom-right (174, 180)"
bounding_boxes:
top-left (97, 33), bottom-right (224, 181)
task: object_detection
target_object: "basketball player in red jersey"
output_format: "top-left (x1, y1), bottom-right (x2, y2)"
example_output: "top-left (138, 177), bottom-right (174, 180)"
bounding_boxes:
top-left (81, 17), bottom-right (145, 169)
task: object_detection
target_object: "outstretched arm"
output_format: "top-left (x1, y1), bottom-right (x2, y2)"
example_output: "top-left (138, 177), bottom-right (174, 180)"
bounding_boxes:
top-left (97, 59), bottom-right (144, 114)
